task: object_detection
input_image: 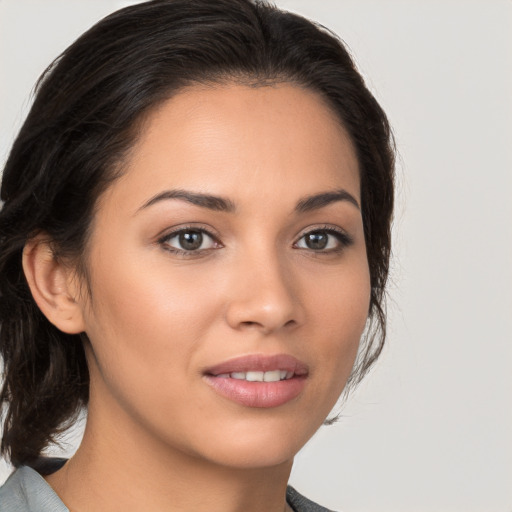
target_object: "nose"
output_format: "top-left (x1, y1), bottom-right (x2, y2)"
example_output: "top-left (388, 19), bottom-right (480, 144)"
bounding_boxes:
top-left (224, 252), bottom-right (304, 335)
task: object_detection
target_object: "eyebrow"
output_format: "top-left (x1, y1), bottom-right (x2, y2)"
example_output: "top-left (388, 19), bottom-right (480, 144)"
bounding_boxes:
top-left (138, 189), bottom-right (236, 213)
top-left (295, 189), bottom-right (360, 212)
top-left (137, 187), bottom-right (359, 214)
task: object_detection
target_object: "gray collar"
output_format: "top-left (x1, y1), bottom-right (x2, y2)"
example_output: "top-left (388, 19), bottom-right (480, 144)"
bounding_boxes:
top-left (0, 465), bottom-right (69, 512)
top-left (0, 462), bottom-right (334, 512)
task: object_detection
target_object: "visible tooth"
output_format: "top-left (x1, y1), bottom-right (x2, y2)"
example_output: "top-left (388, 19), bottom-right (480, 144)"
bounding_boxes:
top-left (228, 371), bottom-right (289, 382)
top-left (246, 371), bottom-right (264, 382)
top-left (263, 370), bottom-right (281, 382)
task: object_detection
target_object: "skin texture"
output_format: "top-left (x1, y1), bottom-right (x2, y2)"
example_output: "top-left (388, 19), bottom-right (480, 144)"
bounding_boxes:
top-left (24, 84), bottom-right (370, 512)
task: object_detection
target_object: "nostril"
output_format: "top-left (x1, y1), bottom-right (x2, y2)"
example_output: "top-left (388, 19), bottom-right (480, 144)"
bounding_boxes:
top-left (240, 321), bottom-right (259, 328)
top-left (239, 319), bottom-right (297, 331)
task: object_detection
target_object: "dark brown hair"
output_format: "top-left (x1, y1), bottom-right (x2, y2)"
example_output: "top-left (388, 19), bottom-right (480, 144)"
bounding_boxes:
top-left (0, 0), bottom-right (394, 467)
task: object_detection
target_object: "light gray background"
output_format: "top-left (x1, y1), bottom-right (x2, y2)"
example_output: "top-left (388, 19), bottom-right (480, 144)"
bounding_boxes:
top-left (1, 1), bottom-right (511, 511)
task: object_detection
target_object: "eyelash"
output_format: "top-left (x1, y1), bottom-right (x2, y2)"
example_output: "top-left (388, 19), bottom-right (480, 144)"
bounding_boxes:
top-left (158, 225), bottom-right (221, 257)
top-left (157, 225), bottom-right (354, 257)
top-left (294, 226), bottom-right (354, 254)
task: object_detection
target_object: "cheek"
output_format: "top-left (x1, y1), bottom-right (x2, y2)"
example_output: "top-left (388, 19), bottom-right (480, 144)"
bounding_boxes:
top-left (306, 260), bottom-right (371, 378)
top-left (80, 264), bottom-right (222, 451)
top-left (81, 255), bottom-right (217, 397)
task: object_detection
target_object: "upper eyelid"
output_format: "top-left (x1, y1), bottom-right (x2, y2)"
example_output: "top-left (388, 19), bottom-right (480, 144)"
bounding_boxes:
top-left (293, 226), bottom-right (354, 249)
top-left (158, 227), bottom-right (221, 256)
top-left (294, 224), bottom-right (351, 240)
top-left (157, 224), bottom-right (220, 242)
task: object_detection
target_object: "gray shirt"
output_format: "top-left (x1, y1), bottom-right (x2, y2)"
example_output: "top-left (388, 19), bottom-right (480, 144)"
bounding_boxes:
top-left (0, 462), bottom-right (335, 512)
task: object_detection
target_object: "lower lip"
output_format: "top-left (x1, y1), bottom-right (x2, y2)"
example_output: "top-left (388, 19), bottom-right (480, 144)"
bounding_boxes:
top-left (203, 375), bottom-right (306, 408)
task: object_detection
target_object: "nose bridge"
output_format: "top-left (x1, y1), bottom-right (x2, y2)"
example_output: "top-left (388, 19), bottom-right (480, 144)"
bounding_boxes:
top-left (225, 242), bottom-right (301, 333)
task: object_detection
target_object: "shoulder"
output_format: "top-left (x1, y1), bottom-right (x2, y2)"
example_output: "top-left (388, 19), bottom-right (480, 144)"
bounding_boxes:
top-left (286, 486), bottom-right (338, 512)
top-left (0, 463), bottom-right (68, 512)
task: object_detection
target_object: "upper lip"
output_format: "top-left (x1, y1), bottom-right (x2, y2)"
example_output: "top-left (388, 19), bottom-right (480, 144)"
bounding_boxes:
top-left (204, 353), bottom-right (309, 377)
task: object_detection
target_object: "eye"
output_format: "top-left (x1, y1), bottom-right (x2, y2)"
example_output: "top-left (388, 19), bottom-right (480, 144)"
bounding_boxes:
top-left (159, 228), bottom-right (219, 254)
top-left (295, 227), bottom-right (353, 252)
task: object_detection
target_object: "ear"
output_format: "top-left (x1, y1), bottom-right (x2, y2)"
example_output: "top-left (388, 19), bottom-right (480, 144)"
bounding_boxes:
top-left (22, 235), bottom-right (86, 334)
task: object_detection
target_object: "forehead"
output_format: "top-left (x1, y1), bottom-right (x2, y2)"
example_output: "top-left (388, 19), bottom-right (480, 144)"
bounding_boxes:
top-left (103, 83), bottom-right (360, 212)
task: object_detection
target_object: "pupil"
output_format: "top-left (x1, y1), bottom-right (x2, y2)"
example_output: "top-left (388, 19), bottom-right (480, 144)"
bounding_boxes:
top-left (179, 231), bottom-right (203, 250)
top-left (306, 232), bottom-right (328, 250)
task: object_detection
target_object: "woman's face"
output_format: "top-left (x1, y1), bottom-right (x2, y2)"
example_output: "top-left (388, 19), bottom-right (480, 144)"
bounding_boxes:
top-left (78, 83), bottom-right (370, 469)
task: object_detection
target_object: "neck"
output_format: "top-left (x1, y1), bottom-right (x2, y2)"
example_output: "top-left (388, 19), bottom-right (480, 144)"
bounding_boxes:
top-left (45, 395), bottom-right (294, 512)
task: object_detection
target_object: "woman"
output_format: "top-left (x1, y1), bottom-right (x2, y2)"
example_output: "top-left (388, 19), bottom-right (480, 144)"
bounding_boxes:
top-left (0, 0), bottom-right (394, 510)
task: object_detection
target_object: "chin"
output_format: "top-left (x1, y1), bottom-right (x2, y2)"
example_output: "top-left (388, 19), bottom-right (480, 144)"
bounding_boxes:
top-left (197, 439), bottom-right (300, 470)
top-left (178, 412), bottom-right (325, 470)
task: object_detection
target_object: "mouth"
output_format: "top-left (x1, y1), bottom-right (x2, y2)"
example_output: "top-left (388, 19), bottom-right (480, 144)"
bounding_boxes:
top-left (216, 370), bottom-right (295, 382)
top-left (203, 354), bottom-right (308, 408)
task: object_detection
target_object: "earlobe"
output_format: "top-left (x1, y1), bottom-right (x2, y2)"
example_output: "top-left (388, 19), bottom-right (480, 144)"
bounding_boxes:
top-left (22, 235), bottom-right (86, 334)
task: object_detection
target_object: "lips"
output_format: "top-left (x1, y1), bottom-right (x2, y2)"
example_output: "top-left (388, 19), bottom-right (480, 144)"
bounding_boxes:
top-left (203, 354), bottom-right (308, 408)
